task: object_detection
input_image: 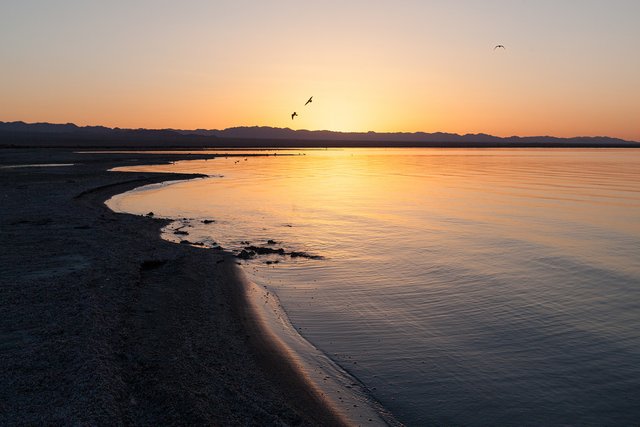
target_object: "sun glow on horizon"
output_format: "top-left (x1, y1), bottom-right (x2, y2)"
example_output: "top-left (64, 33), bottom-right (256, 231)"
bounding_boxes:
top-left (1, 1), bottom-right (639, 140)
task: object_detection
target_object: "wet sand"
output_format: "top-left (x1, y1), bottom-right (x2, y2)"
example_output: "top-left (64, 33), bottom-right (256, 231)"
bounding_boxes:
top-left (0, 148), bottom-right (347, 425)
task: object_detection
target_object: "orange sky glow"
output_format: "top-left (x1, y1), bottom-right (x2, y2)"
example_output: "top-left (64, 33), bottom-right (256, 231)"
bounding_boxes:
top-left (1, 1), bottom-right (639, 140)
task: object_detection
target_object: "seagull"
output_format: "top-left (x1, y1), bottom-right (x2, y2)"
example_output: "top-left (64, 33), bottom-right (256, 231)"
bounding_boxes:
top-left (305, 96), bottom-right (313, 106)
top-left (494, 44), bottom-right (506, 50)
top-left (291, 112), bottom-right (298, 120)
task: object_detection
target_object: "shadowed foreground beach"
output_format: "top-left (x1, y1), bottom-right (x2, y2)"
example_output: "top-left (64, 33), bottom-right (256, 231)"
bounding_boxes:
top-left (0, 148), bottom-right (348, 426)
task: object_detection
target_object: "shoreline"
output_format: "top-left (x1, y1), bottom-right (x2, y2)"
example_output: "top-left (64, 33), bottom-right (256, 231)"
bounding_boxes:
top-left (228, 263), bottom-right (394, 426)
top-left (105, 161), bottom-right (396, 425)
top-left (0, 148), bottom-right (355, 425)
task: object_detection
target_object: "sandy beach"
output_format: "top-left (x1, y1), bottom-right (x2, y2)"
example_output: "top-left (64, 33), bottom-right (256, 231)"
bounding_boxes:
top-left (0, 148), bottom-right (348, 425)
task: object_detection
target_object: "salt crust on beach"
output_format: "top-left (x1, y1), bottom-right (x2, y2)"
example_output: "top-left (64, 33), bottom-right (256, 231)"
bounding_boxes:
top-left (0, 149), bottom-right (349, 425)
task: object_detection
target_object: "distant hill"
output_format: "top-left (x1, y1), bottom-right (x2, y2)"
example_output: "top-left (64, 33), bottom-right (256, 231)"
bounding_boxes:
top-left (1, 121), bottom-right (638, 148)
top-left (0, 121), bottom-right (218, 148)
top-left (181, 126), bottom-right (637, 146)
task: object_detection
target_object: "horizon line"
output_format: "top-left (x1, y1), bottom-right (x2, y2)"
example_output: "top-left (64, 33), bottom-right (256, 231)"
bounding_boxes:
top-left (1, 119), bottom-right (638, 143)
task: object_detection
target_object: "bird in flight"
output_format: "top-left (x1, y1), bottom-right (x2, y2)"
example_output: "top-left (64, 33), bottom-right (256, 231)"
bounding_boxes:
top-left (494, 44), bottom-right (506, 50)
top-left (291, 112), bottom-right (298, 120)
top-left (305, 96), bottom-right (313, 106)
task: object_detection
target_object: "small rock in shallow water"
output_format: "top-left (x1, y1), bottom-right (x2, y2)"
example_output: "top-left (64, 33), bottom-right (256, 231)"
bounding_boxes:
top-left (289, 251), bottom-right (324, 259)
top-left (245, 246), bottom-right (285, 255)
top-left (237, 249), bottom-right (256, 259)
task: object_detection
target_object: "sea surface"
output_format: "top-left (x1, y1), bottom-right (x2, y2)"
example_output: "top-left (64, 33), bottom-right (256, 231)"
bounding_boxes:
top-left (108, 148), bottom-right (640, 426)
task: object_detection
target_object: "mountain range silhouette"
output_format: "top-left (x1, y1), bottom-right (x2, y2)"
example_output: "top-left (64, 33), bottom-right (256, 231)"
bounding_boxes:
top-left (0, 121), bottom-right (637, 148)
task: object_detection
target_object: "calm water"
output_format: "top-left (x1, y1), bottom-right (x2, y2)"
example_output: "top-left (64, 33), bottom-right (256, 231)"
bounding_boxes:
top-left (108, 148), bottom-right (640, 426)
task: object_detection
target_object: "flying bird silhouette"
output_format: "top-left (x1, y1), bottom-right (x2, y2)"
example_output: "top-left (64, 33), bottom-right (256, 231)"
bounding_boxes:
top-left (494, 44), bottom-right (506, 50)
top-left (305, 96), bottom-right (313, 106)
top-left (291, 112), bottom-right (298, 120)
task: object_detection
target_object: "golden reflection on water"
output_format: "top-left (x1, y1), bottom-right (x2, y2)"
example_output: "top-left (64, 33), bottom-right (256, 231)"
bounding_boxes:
top-left (111, 148), bottom-right (640, 275)
top-left (114, 148), bottom-right (640, 225)
top-left (109, 148), bottom-right (640, 426)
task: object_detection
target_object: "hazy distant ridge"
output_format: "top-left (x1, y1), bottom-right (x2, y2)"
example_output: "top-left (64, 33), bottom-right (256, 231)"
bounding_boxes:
top-left (184, 126), bottom-right (635, 145)
top-left (1, 121), bottom-right (637, 147)
top-left (0, 121), bottom-right (216, 147)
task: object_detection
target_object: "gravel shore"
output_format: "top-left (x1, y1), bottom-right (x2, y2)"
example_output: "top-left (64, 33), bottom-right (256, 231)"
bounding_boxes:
top-left (0, 148), bottom-right (345, 426)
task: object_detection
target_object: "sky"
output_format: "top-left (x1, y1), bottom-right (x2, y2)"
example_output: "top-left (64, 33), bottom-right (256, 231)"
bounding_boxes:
top-left (1, 0), bottom-right (639, 140)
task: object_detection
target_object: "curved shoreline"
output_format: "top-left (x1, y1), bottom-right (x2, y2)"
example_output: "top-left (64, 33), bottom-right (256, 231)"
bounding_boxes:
top-left (89, 167), bottom-right (351, 425)
top-left (0, 148), bottom-right (356, 425)
top-left (228, 264), bottom-right (393, 426)
top-left (105, 163), bottom-right (396, 425)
